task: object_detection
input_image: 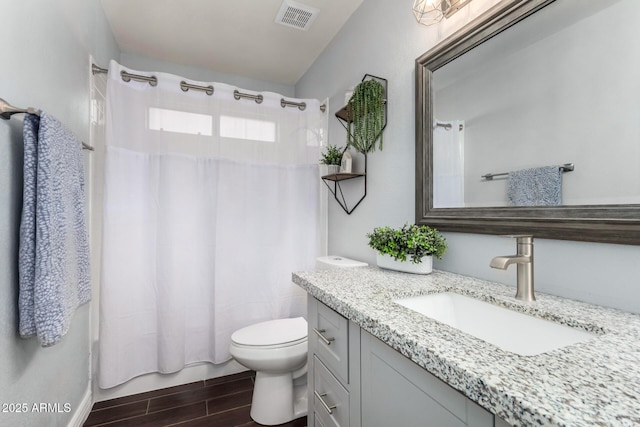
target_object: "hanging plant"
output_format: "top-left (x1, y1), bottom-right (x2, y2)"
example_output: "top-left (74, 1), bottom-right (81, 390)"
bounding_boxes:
top-left (346, 79), bottom-right (385, 154)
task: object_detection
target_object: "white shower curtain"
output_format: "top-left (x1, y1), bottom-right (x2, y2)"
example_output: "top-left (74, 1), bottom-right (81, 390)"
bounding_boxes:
top-left (99, 60), bottom-right (326, 388)
top-left (433, 120), bottom-right (465, 208)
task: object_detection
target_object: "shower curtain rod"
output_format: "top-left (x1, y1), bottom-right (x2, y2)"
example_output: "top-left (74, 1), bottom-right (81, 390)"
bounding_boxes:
top-left (92, 64), bottom-right (327, 113)
top-left (0, 97), bottom-right (95, 151)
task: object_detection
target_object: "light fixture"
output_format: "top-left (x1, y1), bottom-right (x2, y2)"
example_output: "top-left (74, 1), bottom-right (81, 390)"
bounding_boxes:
top-left (412, 0), bottom-right (444, 26)
top-left (412, 0), bottom-right (473, 26)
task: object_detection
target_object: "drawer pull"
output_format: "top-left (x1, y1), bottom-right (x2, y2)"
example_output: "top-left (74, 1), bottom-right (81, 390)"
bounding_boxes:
top-left (314, 390), bottom-right (337, 414)
top-left (313, 328), bottom-right (335, 346)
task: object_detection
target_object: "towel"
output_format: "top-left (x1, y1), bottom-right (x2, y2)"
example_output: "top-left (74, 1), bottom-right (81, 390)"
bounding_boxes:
top-left (507, 165), bottom-right (562, 207)
top-left (19, 112), bottom-right (90, 347)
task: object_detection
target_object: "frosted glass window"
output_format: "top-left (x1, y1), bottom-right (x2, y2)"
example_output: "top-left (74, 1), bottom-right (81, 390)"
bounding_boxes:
top-left (220, 115), bottom-right (276, 142)
top-left (149, 107), bottom-right (213, 136)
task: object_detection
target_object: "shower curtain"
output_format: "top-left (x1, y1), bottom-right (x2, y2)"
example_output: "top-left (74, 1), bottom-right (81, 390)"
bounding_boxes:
top-left (433, 120), bottom-right (465, 208)
top-left (99, 60), bottom-right (326, 388)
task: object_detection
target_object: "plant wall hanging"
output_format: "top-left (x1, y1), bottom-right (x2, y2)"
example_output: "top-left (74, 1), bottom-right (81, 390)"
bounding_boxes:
top-left (346, 77), bottom-right (386, 154)
top-left (325, 74), bottom-right (387, 215)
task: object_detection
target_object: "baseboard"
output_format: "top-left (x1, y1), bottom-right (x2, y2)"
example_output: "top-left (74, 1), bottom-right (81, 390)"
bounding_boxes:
top-left (67, 385), bottom-right (92, 427)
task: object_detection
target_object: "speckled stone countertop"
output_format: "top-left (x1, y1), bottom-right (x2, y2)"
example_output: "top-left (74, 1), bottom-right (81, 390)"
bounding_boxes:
top-left (292, 267), bottom-right (640, 427)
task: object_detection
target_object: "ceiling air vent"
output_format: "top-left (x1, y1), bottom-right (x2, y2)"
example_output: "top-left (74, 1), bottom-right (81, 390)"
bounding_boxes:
top-left (274, 0), bottom-right (319, 31)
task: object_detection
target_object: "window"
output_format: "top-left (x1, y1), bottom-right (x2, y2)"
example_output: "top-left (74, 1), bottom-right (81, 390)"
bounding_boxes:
top-left (149, 107), bottom-right (213, 136)
top-left (220, 115), bottom-right (276, 142)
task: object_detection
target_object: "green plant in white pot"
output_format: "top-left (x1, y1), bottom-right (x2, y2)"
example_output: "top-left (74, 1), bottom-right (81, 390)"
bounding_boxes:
top-left (320, 144), bottom-right (345, 175)
top-left (367, 223), bottom-right (447, 274)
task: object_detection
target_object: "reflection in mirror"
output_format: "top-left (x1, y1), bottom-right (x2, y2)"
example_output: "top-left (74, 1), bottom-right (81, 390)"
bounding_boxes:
top-left (415, 0), bottom-right (640, 244)
top-left (431, 0), bottom-right (640, 208)
top-left (433, 120), bottom-right (465, 207)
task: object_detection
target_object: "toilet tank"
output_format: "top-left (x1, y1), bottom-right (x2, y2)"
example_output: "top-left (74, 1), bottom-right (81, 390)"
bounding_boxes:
top-left (316, 256), bottom-right (367, 270)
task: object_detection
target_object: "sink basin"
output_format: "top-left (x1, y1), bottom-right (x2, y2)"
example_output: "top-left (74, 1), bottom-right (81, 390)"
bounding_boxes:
top-left (394, 292), bottom-right (596, 356)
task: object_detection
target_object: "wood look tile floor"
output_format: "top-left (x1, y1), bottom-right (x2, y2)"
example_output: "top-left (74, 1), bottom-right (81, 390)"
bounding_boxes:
top-left (84, 371), bottom-right (307, 427)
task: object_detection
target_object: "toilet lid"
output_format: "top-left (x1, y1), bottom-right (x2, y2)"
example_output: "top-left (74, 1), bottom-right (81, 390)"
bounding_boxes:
top-left (231, 317), bottom-right (307, 347)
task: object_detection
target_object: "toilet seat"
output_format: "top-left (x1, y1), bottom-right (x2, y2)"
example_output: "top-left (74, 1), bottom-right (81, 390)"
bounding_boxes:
top-left (231, 337), bottom-right (307, 350)
top-left (231, 317), bottom-right (307, 349)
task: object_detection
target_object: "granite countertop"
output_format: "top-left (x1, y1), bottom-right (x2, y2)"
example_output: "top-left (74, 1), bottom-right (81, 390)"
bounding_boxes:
top-left (292, 267), bottom-right (640, 427)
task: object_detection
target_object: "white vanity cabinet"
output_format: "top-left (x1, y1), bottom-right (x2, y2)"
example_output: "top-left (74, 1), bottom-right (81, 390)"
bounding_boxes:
top-left (308, 297), bottom-right (510, 427)
top-left (308, 297), bottom-right (361, 427)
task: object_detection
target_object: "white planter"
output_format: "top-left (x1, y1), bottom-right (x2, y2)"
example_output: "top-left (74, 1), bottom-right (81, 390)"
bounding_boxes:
top-left (376, 253), bottom-right (433, 275)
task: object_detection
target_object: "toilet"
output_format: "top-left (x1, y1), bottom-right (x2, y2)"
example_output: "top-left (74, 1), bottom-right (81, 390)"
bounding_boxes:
top-left (229, 255), bottom-right (367, 425)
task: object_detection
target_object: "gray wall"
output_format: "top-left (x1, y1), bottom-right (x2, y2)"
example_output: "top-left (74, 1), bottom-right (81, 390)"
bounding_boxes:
top-left (0, 1), bottom-right (119, 426)
top-left (296, 0), bottom-right (640, 314)
top-left (2, 3), bottom-right (637, 424)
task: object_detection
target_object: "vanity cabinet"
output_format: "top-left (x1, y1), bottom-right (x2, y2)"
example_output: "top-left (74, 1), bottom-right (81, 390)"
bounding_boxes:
top-left (308, 297), bottom-right (511, 427)
top-left (308, 297), bottom-right (361, 427)
top-left (361, 331), bottom-right (494, 427)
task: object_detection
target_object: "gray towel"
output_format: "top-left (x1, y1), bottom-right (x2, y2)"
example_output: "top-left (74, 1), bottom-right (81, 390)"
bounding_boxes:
top-left (19, 112), bottom-right (90, 347)
top-left (507, 166), bottom-right (562, 207)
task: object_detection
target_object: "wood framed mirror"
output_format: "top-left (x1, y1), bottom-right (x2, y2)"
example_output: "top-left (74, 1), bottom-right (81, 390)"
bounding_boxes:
top-left (415, 0), bottom-right (640, 244)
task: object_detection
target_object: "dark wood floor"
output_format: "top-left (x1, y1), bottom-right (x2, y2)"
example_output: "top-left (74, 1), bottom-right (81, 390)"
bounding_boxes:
top-left (84, 371), bottom-right (307, 427)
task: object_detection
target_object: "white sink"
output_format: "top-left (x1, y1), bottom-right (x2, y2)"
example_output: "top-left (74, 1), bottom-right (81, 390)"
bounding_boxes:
top-left (394, 292), bottom-right (596, 356)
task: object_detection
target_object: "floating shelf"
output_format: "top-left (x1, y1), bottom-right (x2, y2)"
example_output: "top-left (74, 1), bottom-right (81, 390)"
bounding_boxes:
top-left (321, 169), bottom-right (367, 215)
top-left (322, 172), bottom-right (366, 182)
top-left (335, 74), bottom-right (388, 132)
top-left (326, 74), bottom-right (387, 215)
top-left (335, 105), bottom-right (355, 123)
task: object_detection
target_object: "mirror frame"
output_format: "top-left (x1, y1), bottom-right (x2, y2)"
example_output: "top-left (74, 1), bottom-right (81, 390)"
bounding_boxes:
top-left (415, 0), bottom-right (640, 245)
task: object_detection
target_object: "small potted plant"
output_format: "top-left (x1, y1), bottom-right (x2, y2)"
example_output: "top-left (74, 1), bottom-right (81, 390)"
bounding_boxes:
top-left (320, 144), bottom-right (345, 175)
top-left (366, 223), bottom-right (447, 274)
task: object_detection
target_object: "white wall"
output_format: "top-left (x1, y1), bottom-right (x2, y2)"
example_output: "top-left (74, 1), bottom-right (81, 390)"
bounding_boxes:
top-left (0, 1), bottom-right (119, 426)
top-left (296, 0), bottom-right (640, 314)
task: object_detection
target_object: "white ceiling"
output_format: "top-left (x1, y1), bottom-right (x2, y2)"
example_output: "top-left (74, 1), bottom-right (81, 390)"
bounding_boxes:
top-left (100, 0), bottom-right (363, 85)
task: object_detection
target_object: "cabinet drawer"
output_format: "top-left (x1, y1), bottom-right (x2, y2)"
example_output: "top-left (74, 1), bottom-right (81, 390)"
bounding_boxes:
top-left (314, 356), bottom-right (349, 427)
top-left (312, 301), bottom-right (349, 383)
top-left (314, 412), bottom-right (331, 427)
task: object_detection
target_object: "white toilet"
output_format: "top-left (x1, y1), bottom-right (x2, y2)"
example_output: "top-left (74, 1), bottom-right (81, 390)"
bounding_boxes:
top-left (229, 256), bottom-right (367, 425)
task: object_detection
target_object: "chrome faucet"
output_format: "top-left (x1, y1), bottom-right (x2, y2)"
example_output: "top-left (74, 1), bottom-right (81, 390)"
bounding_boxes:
top-left (490, 235), bottom-right (535, 302)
